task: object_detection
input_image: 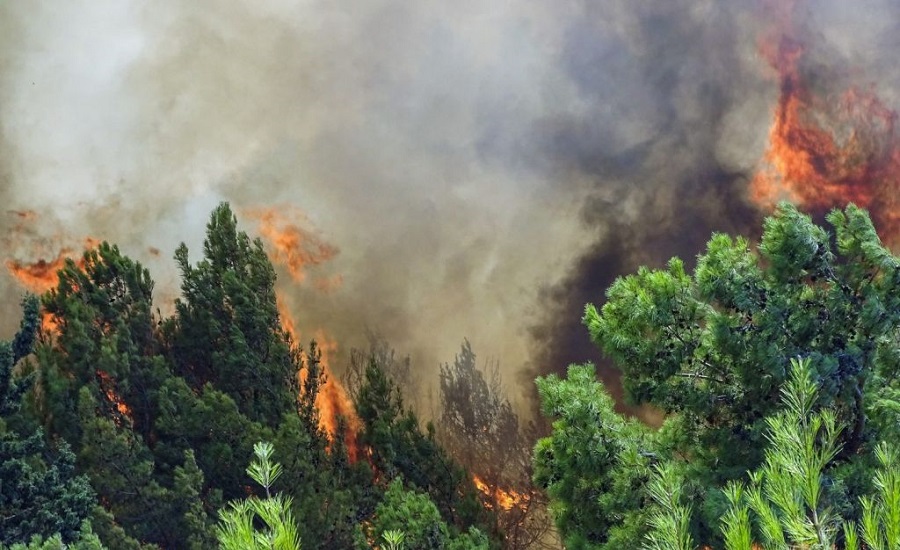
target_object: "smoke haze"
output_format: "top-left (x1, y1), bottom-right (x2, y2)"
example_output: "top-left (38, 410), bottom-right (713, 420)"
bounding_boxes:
top-left (2, 0), bottom-right (898, 414)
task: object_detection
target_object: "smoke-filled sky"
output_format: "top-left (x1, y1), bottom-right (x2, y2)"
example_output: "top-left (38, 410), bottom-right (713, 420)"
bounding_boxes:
top-left (2, 0), bottom-right (899, 415)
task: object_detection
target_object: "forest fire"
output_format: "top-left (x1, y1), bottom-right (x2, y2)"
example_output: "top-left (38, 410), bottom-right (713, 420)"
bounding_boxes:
top-left (96, 369), bottom-right (133, 423)
top-left (5, 237), bottom-right (101, 295)
top-left (4, 212), bottom-right (101, 333)
top-left (277, 295), bottom-right (361, 461)
top-left (245, 207), bottom-right (339, 285)
top-left (751, 8), bottom-right (900, 245)
top-left (473, 475), bottom-right (528, 512)
top-left (313, 329), bottom-right (362, 462)
top-left (253, 205), bottom-right (360, 459)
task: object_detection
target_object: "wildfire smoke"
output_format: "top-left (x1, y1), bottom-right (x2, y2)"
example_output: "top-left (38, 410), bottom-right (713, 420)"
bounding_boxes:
top-left (4, 0), bottom-right (900, 424)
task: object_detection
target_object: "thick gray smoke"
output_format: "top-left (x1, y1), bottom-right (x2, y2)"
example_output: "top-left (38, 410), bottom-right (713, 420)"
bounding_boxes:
top-left (1, 1), bottom-right (897, 415)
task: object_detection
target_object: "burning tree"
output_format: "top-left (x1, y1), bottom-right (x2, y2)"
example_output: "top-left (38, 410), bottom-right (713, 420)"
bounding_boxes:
top-left (1, 202), bottom-right (509, 549)
top-left (22, 205), bottom-right (359, 548)
top-left (350, 342), bottom-right (495, 538)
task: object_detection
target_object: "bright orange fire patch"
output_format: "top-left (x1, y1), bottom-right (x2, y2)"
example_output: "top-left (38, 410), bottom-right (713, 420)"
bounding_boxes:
top-left (473, 475), bottom-right (528, 512)
top-left (5, 237), bottom-right (101, 295)
top-left (252, 204), bottom-right (358, 459)
top-left (277, 294), bottom-right (361, 461)
top-left (96, 369), bottom-right (133, 423)
top-left (244, 207), bottom-right (339, 285)
top-left (751, 5), bottom-right (900, 245)
top-left (4, 211), bottom-right (101, 333)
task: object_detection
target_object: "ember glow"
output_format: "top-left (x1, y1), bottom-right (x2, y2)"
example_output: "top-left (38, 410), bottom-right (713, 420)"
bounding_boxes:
top-left (96, 369), bottom-right (133, 423)
top-left (751, 7), bottom-right (900, 245)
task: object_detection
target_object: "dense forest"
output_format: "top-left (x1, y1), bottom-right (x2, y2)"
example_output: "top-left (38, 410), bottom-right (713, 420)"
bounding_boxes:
top-left (4, 202), bottom-right (900, 549)
top-left (0, 204), bottom-right (547, 549)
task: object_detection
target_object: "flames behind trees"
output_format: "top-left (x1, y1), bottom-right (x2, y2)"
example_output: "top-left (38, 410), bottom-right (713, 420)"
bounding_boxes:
top-left (751, 3), bottom-right (900, 246)
top-left (6, 234), bottom-right (103, 335)
top-left (244, 207), bottom-right (340, 287)
top-left (3, 212), bottom-right (103, 331)
top-left (438, 339), bottom-right (555, 548)
top-left (473, 475), bottom-right (528, 512)
top-left (277, 297), bottom-right (362, 461)
top-left (251, 205), bottom-right (361, 461)
top-left (5, 204), bottom-right (362, 461)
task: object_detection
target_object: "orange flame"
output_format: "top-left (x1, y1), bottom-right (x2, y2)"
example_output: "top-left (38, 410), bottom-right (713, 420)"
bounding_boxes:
top-left (96, 369), bottom-right (133, 424)
top-left (6, 255), bottom-right (73, 294)
top-left (245, 207), bottom-right (340, 285)
top-left (4, 211), bottom-right (101, 332)
top-left (751, 6), bottom-right (900, 244)
top-left (277, 296), bottom-right (361, 461)
top-left (473, 475), bottom-right (528, 512)
top-left (253, 204), bottom-right (357, 458)
top-left (6, 236), bottom-right (99, 293)
top-left (314, 329), bottom-right (362, 462)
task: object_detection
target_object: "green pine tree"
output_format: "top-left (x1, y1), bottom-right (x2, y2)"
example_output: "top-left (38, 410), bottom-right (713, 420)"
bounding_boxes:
top-left (0, 296), bottom-right (95, 546)
top-left (216, 441), bottom-right (302, 550)
top-left (169, 203), bottom-right (299, 428)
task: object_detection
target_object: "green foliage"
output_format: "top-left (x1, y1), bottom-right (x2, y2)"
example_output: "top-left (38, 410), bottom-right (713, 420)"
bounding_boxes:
top-left (354, 353), bottom-right (491, 537)
top-left (27, 207), bottom-right (312, 547)
top-left (5, 204), bottom-right (508, 549)
top-left (0, 428), bottom-right (96, 546)
top-left (368, 479), bottom-right (489, 550)
top-left (585, 203), bottom-right (900, 470)
top-left (217, 442), bottom-right (302, 550)
top-left (438, 340), bottom-right (553, 548)
top-left (274, 382), bottom-right (371, 550)
top-left (86, 506), bottom-right (152, 550)
top-left (41, 242), bottom-right (166, 440)
top-left (533, 363), bottom-right (652, 549)
top-left (75, 387), bottom-right (173, 544)
top-left (643, 463), bottom-right (694, 550)
top-left (0, 296), bottom-right (95, 546)
top-left (566, 203), bottom-right (900, 545)
top-left (172, 450), bottom-right (217, 549)
top-left (741, 358), bottom-right (843, 548)
top-left (154, 376), bottom-right (272, 501)
top-left (643, 357), bottom-right (900, 549)
top-left (439, 339), bottom-right (518, 473)
top-left (3, 521), bottom-right (106, 550)
top-left (170, 202), bottom-right (299, 428)
top-left (371, 478), bottom-right (448, 549)
top-left (381, 529), bottom-right (405, 550)
top-left (0, 295), bottom-right (38, 417)
top-left (847, 444), bottom-right (900, 550)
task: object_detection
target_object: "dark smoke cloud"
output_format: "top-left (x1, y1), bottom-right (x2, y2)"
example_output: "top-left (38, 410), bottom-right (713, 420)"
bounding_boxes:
top-left (527, 0), bottom-right (900, 413)
top-left (1, 1), bottom-right (895, 416)
top-left (526, 1), bottom-right (770, 410)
